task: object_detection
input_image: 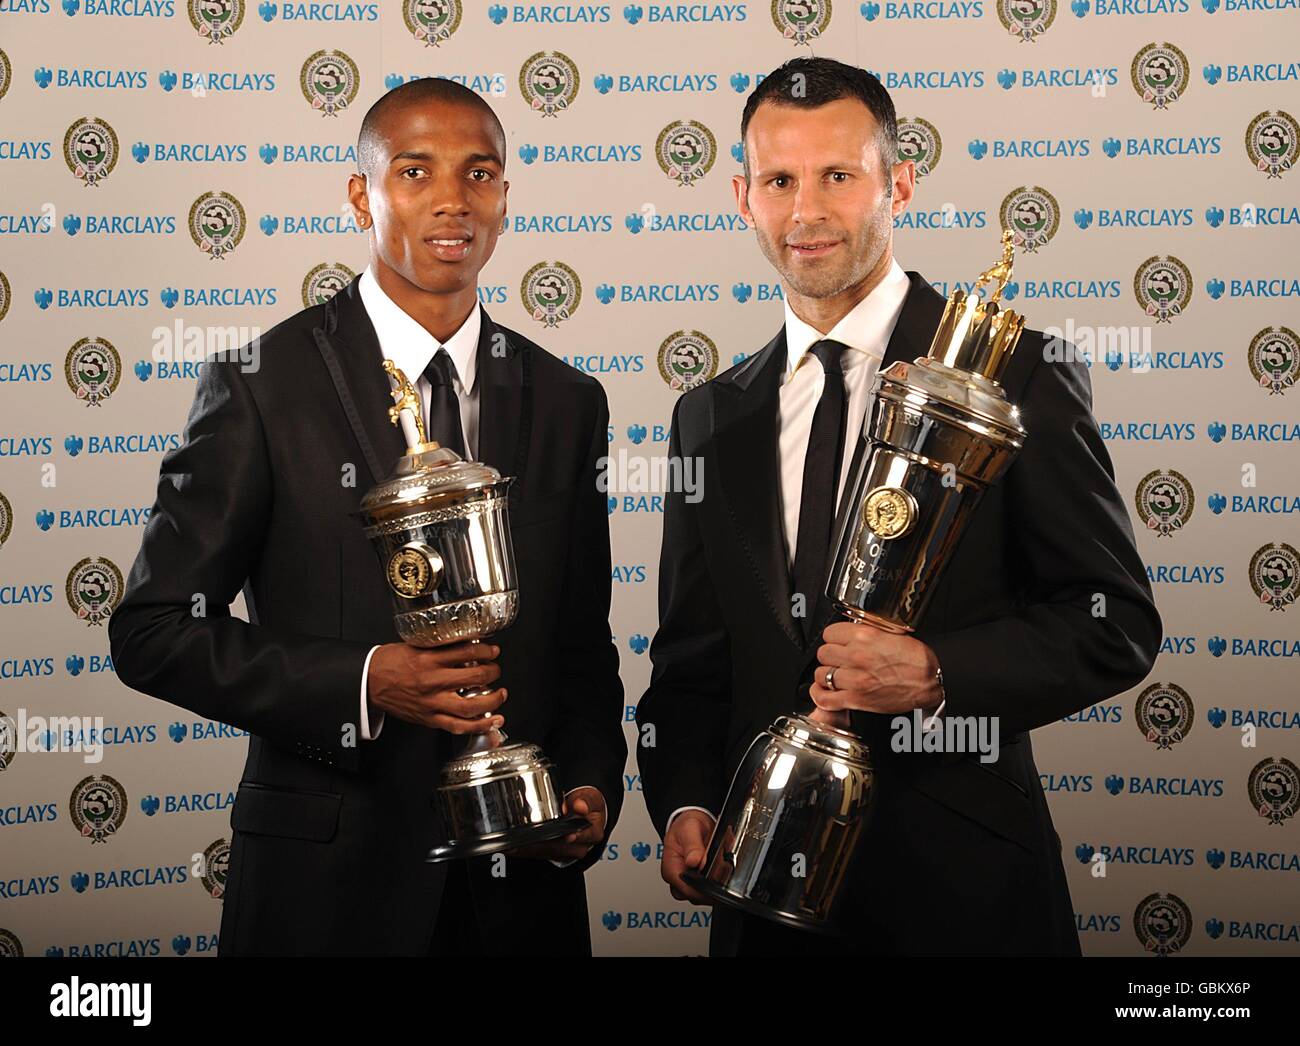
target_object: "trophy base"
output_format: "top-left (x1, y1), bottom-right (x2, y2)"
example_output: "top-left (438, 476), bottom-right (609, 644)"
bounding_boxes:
top-left (681, 870), bottom-right (844, 936)
top-left (426, 813), bottom-right (590, 863)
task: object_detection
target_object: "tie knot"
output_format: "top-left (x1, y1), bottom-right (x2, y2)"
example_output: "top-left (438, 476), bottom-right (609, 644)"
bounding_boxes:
top-left (423, 348), bottom-right (458, 389)
top-left (808, 338), bottom-right (847, 376)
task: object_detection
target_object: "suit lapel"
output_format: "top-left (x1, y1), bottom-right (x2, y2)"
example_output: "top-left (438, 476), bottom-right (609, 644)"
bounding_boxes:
top-left (312, 276), bottom-right (407, 486)
top-left (713, 330), bottom-right (802, 649)
top-left (798, 270), bottom-right (949, 668)
top-left (473, 308), bottom-right (531, 495)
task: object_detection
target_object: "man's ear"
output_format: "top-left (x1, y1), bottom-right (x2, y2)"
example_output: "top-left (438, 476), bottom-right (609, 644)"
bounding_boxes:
top-left (347, 171), bottom-right (372, 229)
top-left (732, 173), bottom-right (753, 224)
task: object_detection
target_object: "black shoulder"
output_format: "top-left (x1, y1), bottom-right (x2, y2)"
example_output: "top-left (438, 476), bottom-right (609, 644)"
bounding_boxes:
top-left (492, 319), bottom-right (606, 399)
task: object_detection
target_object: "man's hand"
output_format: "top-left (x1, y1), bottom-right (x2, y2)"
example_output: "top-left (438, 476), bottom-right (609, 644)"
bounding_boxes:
top-left (506, 786), bottom-right (608, 863)
top-left (810, 621), bottom-right (942, 716)
top-left (366, 640), bottom-right (505, 738)
top-left (662, 810), bottom-right (715, 904)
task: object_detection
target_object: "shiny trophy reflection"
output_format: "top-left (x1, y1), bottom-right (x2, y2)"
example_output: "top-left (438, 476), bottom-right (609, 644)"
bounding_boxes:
top-left (355, 364), bottom-right (587, 861)
top-left (684, 231), bottom-right (1031, 931)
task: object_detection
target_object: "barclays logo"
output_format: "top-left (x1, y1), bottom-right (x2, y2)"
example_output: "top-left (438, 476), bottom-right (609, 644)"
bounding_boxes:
top-left (509, 214), bottom-right (613, 234)
top-left (0, 362), bottom-right (54, 383)
top-left (1146, 564), bottom-right (1225, 584)
top-left (1105, 774), bottom-right (1225, 797)
top-left (1227, 708), bottom-right (1300, 730)
top-left (731, 282), bottom-right (784, 304)
top-left (37, 288), bottom-right (149, 309)
top-left (75, 865), bottom-right (188, 890)
top-left (625, 212), bottom-right (747, 233)
top-left (0, 214), bottom-right (52, 234)
top-left (1102, 135), bottom-right (1221, 158)
top-left (488, 2), bottom-right (611, 22)
top-left (627, 634), bottom-right (649, 655)
top-left (1073, 207), bottom-right (1194, 229)
top-left (592, 72), bottom-right (718, 93)
top-left (968, 137), bottom-right (1089, 160)
top-left (34, 67), bottom-right (149, 89)
top-left (384, 73), bottom-right (507, 96)
top-left (895, 208), bottom-right (986, 230)
top-left (869, 69), bottom-right (984, 90)
top-left (160, 71), bottom-right (276, 93)
top-left (0, 140), bottom-right (53, 161)
top-left (259, 143), bottom-right (358, 164)
top-left (619, 2), bottom-right (747, 21)
top-left (259, 1), bottom-right (379, 19)
top-left (61, 0), bottom-right (175, 14)
top-left (561, 354), bottom-right (645, 374)
top-left (35, 508), bottom-right (151, 530)
top-left (516, 144), bottom-right (641, 164)
top-left (1207, 421), bottom-right (1300, 442)
top-left (861, 0), bottom-right (984, 17)
top-left (1076, 913), bottom-right (1122, 933)
top-left (611, 565), bottom-right (647, 583)
top-left (63, 433), bottom-right (181, 456)
top-left (1040, 773), bottom-right (1093, 793)
top-left (1220, 637), bottom-right (1300, 657)
top-left (260, 214), bottom-right (362, 235)
top-left (171, 932), bottom-right (219, 954)
top-left (1077, 843), bottom-right (1196, 865)
top-left (46, 938), bottom-right (162, 957)
top-left (1062, 703), bottom-right (1123, 723)
top-left (1203, 62), bottom-right (1300, 85)
top-left (132, 142), bottom-right (247, 163)
top-left (1098, 421), bottom-right (1196, 441)
top-left (141, 791), bottom-right (235, 815)
top-left (595, 282), bottom-right (718, 304)
top-left (1074, 0), bottom-right (1191, 13)
top-left (1000, 67), bottom-right (1117, 90)
top-left (61, 213), bottom-right (176, 236)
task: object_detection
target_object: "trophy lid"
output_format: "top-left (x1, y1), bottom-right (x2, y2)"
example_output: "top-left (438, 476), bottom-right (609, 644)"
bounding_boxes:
top-left (926, 229), bottom-right (1026, 386)
top-left (772, 714), bottom-right (874, 767)
top-left (356, 362), bottom-right (510, 521)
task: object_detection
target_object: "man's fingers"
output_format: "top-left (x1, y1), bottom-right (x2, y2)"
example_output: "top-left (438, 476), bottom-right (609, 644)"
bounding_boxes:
top-left (422, 641), bottom-right (501, 664)
top-left (444, 661), bottom-right (503, 690)
top-left (429, 687), bottom-right (506, 718)
top-left (427, 713), bottom-right (505, 736)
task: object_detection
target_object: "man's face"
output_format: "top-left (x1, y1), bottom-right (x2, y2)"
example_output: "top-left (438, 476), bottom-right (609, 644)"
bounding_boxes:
top-left (349, 100), bottom-right (508, 296)
top-left (734, 97), bottom-right (911, 300)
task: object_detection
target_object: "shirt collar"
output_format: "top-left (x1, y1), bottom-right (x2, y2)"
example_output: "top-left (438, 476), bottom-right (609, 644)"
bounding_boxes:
top-left (782, 257), bottom-right (910, 380)
top-left (358, 266), bottom-right (481, 393)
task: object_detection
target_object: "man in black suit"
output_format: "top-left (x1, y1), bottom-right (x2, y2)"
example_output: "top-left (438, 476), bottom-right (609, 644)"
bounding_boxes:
top-left (637, 57), bottom-right (1162, 956)
top-left (109, 79), bottom-right (626, 956)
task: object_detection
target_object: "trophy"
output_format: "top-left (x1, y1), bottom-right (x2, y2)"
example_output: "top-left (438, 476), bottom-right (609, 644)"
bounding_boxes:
top-left (684, 231), bottom-right (1030, 931)
top-left (355, 363), bottom-right (588, 861)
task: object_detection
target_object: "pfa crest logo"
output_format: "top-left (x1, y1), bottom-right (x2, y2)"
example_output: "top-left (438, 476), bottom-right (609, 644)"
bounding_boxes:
top-left (997, 0), bottom-right (1056, 43)
top-left (1133, 893), bottom-right (1191, 956)
top-left (200, 838), bottom-right (231, 898)
top-left (301, 50), bottom-right (360, 117)
top-left (1000, 187), bottom-right (1060, 253)
top-left (1249, 326), bottom-right (1299, 396)
top-left (0, 47), bottom-right (11, 103)
top-left (66, 556), bottom-right (124, 626)
top-left (65, 337), bottom-right (121, 407)
top-left (403, 0), bottom-right (462, 46)
top-left (896, 117), bottom-right (942, 179)
top-left (0, 269), bottom-right (9, 324)
top-left (772, 0), bottom-right (832, 45)
top-left (0, 707), bottom-right (16, 771)
top-left (1248, 757), bottom-right (1299, 825)
top-left (1133, 255), bottom-right (1192, 324)
top-left (656, 121), bottom-right (717, 187)
top-left (1248, 542), bottom-right (1299, 611)
top-left (0, 929), bottom-right (22, 958)
top-left (302, 262), bottom-right (356, 307)
top-left (189, 190), bottom-right (246, 260)
top-left (70, 774), bottom-right (128, 844)
top-left (63, 117), bottom-right (119, 187)
top-left (520, 51), bottom-right (579, 117)
top-left (188, 0), bottom-right (244, 44)
top-left (658, 330), bottom-right (719, 393)
top-left (1135, 682), bottom-right (1193, 750)
top-left (521, 261), bottom-right (581, 327)
top-left (1246, 110), bottom-right (1298, 180)
top-left (1131, 43), bottom-right (1189, 110)
top-left (0, 491), bottom-right (12, 550)
top-left (1134, 469), bottom-right (1193, 537)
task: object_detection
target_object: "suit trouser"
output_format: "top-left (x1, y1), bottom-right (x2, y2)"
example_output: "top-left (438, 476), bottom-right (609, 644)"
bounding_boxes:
top-left (428, 861), bottom-right (485, 956)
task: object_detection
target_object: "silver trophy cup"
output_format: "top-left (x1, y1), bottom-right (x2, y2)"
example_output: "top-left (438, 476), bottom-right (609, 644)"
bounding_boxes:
top-left (355, 362), bottom-right (586, 861)
top-left (686, 232), bottom-right (1031, 931)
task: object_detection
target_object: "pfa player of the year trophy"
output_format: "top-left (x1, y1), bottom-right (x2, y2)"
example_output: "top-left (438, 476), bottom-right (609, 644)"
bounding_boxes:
top-left (355, 363), bottom-right (587, 861)
top-left (685, 231), bottom-right (1031, 931)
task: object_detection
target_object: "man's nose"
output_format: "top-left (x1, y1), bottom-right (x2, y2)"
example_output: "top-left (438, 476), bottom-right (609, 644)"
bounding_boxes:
top-left (429, 173), bottom-right (471, 215)
top-left (791, 179), bottom-right (830, 227)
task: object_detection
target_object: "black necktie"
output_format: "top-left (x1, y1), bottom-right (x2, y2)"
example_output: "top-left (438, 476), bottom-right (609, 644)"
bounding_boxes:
top-left (422, 349), bottom-right (466, 458)
top-left (792, 339), bottom-right (848, 642)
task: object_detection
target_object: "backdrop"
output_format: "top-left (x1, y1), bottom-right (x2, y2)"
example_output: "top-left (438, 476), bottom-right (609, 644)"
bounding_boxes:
top-left (1, 0), bottom-right (1297, 958)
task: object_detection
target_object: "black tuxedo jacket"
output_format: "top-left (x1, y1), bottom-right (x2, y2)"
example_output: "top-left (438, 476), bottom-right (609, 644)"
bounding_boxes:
top-left (637, 270), bottom-right (1162, 956)
top-left (109, 276), bottom-right (626, 956)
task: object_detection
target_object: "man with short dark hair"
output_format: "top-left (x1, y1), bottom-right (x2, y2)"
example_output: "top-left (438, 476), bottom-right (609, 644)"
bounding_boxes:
top-left (637, 57), bottom-right (1162, 956)
top-left (110, 79), bottom-right (626, 956)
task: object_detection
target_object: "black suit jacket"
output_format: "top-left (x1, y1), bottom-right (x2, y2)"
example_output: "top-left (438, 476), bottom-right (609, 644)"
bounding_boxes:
top-left (108, 276), bottom-right (626, 956)
top-left (636, 270), bottom-right (1162, 956)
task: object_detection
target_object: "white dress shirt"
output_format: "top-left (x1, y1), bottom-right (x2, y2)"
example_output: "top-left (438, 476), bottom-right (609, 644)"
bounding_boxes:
top-left (667, 259), bottom-right (944, 838)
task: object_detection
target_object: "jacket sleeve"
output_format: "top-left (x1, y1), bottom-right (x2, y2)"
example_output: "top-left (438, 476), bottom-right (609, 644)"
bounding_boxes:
top-left (922, 351), bottom-right (1163, 737)
top-left (636, 393), bottom-right (734, 838)
top-left (108, 354), bottom-right (373, 772)
top-left (543, 383), bottom-right (629, 867)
